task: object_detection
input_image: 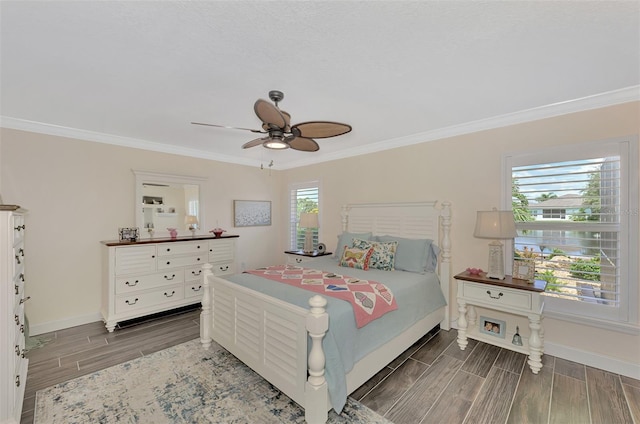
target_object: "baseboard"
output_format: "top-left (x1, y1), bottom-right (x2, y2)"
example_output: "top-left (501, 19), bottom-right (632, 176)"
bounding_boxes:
top-left (450, 318), bottom-right (640, 380)
top-left (29, 312), bottom-right (103, 336)
top-left (544, 341), bottom-right (640, 380)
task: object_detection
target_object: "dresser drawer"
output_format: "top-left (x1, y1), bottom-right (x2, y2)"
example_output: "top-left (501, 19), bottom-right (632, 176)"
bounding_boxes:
top-left (157, 241), bottom-right (207, 257)
top-left (157, 254), bottom-right (206, 270)
top-left (115, 246), bottom-right (157, 275)
top-left (115, 270), bottom-right (185, 294)
top-left (185, 265), bottom-right (204, 282)
top-left (461, 281), bottom-right (532, 310)
top-left (211, 261), bottom-right (234, 276)
top-left (115, 285), bottom-right (185, 314)
top-left (185, 282), bottom-right (204, 299)
top-left (209, 239), bottom-right (235, 262)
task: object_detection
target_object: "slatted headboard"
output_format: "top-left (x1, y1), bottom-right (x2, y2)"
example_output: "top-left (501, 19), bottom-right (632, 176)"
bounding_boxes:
top-left (340, 201), bottom-right (451, 329)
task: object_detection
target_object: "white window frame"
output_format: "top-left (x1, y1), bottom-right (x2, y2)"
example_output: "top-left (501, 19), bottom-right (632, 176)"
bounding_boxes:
top-left (503, 137), bottom-right (639, 331)
top-left (288, 180), bottom-right (321, 251)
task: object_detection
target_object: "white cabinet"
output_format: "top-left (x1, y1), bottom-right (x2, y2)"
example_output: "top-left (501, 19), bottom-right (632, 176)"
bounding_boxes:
top-left (1, 208), bottom-right (28, 424)
top-left (102, 236), bottom-right (237, 332)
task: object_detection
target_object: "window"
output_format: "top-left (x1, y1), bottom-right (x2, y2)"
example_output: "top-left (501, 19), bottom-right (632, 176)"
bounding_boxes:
top-left (289, 182), bottom-right (320, 250)
top-left (504, 138), bottom-right (638, 326)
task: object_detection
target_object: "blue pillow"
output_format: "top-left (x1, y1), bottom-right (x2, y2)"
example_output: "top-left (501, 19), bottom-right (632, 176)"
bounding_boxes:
top-left (375, 235), bottom-right (437, 273)
top-left (333, 232), bottom-right (373, 259)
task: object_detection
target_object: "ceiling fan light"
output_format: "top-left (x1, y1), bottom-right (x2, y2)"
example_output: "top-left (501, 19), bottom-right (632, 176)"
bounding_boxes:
top-left (263, 139), bottom-right (289, 149)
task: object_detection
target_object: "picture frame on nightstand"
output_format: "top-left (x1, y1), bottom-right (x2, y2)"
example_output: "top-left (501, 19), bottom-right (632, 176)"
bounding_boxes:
top-left (513, 258), bottom-right (535, 282)
top-left (480, 316), bottom-right (506, 338)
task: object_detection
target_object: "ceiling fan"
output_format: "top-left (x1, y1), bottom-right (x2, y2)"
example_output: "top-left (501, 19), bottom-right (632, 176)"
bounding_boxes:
top-left (192, 90), bottom-right (352, 152)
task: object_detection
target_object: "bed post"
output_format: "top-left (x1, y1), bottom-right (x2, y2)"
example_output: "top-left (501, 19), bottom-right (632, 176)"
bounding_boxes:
top-left (340, 204), bottom-right (349, 232)
top-left (200, 263), bottom-right (213, 350)
top-left (305, 295), bottom-right (329, 424)
top-left (440, 201), bottom-right (452, 330)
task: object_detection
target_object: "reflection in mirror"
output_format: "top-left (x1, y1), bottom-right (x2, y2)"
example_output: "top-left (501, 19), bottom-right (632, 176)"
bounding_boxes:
top-left (133, 170), bottom-right (207, 238)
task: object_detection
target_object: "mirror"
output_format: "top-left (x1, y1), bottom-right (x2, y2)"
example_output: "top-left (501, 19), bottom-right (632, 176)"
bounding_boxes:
top-left (134, 170), bottom-right (207, 237)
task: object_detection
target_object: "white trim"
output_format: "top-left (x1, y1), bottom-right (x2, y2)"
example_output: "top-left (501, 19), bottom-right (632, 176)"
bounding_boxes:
top-left (544, 341), bottom-right (640, 380)
top-left (29, 312), bottom-right (102, 336)
top-left (2, 86), bottom-right (638, 170)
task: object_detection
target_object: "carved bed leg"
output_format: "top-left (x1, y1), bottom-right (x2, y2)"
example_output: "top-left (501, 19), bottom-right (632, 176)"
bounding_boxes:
top-left (200, 263), bottom-right (213, 350)
top-left (305, 295), bottom-right (329, 424)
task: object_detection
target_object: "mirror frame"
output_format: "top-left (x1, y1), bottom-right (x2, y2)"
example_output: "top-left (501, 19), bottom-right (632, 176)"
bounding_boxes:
top-left (133, 170), bottom-right (207, 237)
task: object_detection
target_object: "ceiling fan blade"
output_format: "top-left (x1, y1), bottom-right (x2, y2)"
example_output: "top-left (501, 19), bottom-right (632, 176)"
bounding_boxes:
top-left (254, 99), bottom-right (286, 129)
top-left (285, 136), bottom-right (319, 152)
top-left (191, 122), bottom-right (264, 133)
top-left (242, 137), bottom-right (270, 149)
top-left (292, 121), bottom-right (352, 139)
top-left (281, 110), bottom-right (291, 132)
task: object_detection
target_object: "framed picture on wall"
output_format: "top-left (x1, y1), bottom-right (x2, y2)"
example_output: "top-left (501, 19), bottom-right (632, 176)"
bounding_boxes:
top-left (234, 200), bottom-right (271, 227)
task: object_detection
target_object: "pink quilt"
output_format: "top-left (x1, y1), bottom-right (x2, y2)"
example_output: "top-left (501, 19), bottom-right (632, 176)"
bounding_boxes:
top-left (246, 265), bottom-right (397, 328)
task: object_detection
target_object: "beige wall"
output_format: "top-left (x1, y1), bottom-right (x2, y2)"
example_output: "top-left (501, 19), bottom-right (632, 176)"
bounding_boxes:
top-left (1, 101), bottom-right (638, 373)
top-left (0, 128), bottom-right (284, 330)
top-left (283, 101), bottom-right (640, 368)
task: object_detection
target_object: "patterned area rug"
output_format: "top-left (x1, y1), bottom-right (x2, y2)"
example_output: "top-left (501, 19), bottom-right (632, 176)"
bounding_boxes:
top-left (34, 339), bottom-right (391, 423)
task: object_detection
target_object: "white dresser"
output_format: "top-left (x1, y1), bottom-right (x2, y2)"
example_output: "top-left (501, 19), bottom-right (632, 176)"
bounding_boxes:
top-left (1, 207), bottom-right (28, 424)
top-left (101, 235), bottom-right (237, 332)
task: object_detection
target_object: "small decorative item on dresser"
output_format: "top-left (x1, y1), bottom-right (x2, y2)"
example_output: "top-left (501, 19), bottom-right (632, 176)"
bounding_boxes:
top-left (479, 316), bottom-right (506, 338)
top-left (466, 267), bottom-right (483, 275)
top-left (513, 258), bottom-right (535, 283)
top-left (118, 227), bottom-right (139, 242)
top-left (210, 227), bottom-right (226, 238)
top-left (167, 228), bottom-right (178, 238)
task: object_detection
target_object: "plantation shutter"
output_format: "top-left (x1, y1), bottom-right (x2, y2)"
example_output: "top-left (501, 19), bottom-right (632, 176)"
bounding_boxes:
top-left (506, 139), bottom-right (636, 324)
top-left (289, 183), bottom-right (319, 250)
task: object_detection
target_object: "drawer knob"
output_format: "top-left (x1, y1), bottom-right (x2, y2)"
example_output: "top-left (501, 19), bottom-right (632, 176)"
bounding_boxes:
top-left (15, 375), bottom-right (20, 387)
top-left (219, 265), bottom-right (229, 271)
top-left (19, 273), bottom-right (25, 282)
top-left (192, 285), bottom-right (202, 292)
top-left (20, 296), bottom-right (31, 304)
top-left (164, 274), bottom-right (176, 280)
top-left (164, 290), bottom-right (175, 297)
top-left (14, 315), bottom-right (20, 325)
top-left (15, 254), bottom-right (21, 264)
top-left (125, 280), bottom-right (139, 287)
top-left (192, 270), bottom-right (202, 276)
top-left (14, 284), bottom-right (19, 295)
top-left (15, 345), bottom-right (20, 356)
top-left (14, 224), bottom-right (25, 231)
top-left (486, 290), bottom-right (503, 300)
top-left (125, 298), bottom-right (139, 305)
top-left (296, 258), bottom-right (303, 263)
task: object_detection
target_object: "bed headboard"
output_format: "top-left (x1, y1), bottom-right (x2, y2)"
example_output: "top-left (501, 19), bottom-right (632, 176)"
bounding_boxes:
top-left (340, 201), bottom-right (451, 330)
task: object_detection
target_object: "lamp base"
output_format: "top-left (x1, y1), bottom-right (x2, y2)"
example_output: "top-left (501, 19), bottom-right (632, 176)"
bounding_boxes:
top-left (303, 229), bottom-right (314, 253)
top-left (486, 240), bottom-right (506, 280)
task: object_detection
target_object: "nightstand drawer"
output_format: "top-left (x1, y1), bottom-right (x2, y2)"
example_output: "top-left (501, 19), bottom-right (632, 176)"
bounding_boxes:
top-left (462, 281), bottom-right (532, 310)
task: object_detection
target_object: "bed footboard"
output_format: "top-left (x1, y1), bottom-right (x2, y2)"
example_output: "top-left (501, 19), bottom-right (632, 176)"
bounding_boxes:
top-left (200, 264), bottom-right (330, 424)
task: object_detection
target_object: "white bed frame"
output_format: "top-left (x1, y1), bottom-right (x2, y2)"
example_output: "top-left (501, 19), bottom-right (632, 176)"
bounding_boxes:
top-left (200, 201), bottom-right (451, 423)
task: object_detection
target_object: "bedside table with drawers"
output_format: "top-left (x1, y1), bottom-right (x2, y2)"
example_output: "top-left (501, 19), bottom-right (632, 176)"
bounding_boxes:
top-left (454, 271), bottom-right (547, 374)
top-left (284, 250), bottom-right (333, 266)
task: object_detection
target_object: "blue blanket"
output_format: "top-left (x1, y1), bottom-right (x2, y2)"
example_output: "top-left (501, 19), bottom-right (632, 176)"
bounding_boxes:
top-left (226, 257), bottom-right (447, 413)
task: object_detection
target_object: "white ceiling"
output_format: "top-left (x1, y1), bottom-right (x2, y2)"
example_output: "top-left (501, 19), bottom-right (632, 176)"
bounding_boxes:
top-left (1, 1), bottom-right (639, 170)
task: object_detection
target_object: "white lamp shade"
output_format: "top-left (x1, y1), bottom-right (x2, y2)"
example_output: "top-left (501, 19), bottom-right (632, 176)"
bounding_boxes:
top-left (299, 212), bottom-right (319, 228)
top-left (473, 209), bottom-right (517, 239)
top-left (185, 215), bottom-right (199, 225)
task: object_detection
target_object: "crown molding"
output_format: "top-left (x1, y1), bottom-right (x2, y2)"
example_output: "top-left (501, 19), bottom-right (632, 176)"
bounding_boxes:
top-left (2, 86), bottom-right (638, 170)
top-left (280, 85), bottom-right (640, 169)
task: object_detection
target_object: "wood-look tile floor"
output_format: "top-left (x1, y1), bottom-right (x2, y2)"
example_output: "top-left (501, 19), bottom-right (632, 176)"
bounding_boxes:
top-left (22, 308), bottom-right (640, 424)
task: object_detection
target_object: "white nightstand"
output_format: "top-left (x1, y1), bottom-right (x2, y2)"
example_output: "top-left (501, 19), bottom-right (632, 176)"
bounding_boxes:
top-left (284, 250), bottom-right (333, 266)
top-left (454, 271), bottom-right (547, 374)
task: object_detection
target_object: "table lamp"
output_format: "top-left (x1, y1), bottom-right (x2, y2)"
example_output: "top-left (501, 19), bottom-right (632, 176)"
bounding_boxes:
top-left (299, 212), bottom-right (319, 253)
top-left (473, 208), bottom-right (517, 280)
top-left (185, 215), bottom-right (199, 237)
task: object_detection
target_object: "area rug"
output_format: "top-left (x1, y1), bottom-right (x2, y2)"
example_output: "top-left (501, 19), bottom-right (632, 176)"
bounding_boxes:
top-left (34, 339), bottom-right (391, 423)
